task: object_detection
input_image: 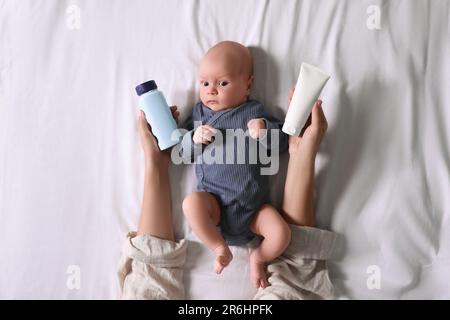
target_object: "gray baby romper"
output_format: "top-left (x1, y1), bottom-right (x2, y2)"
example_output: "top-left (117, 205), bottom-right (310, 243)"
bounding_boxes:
top-left (179, 100), bottom-right (288, 245)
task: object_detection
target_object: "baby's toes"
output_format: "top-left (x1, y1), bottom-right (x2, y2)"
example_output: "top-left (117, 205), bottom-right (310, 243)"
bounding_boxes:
top-left (214, 259), bottom-right (225, 274)
top-left (250, 258), bottom-right (269, 288)
top-left (214, 246), bottom-right (233, 274)
top-left (260, 277), bottom-right (270, 289)
top-left (249, 270), bottom-right (260, 288)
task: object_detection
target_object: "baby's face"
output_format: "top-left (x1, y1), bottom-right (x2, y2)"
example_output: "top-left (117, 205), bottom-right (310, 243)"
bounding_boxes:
top-left (199, 45), bottom-right (252, 111)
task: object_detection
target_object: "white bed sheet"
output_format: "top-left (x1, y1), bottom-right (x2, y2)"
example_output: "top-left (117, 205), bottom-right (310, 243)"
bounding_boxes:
top-left (1, 0), bottom-right (449, 299)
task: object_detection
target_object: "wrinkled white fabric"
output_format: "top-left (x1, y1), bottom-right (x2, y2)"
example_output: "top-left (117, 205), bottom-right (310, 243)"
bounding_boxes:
top-left (1, 0), bottom-right (449, 299)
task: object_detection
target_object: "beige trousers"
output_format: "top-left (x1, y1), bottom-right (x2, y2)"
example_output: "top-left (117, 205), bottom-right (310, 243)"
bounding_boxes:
top-left (118, 225), bottom-right (337, 300)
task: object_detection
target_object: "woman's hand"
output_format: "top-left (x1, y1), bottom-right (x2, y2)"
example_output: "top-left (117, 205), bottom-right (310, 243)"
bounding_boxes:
top-left (287, 86), bottom-right (328, 158)
top-left (138, 106), bottom-right (180, 168)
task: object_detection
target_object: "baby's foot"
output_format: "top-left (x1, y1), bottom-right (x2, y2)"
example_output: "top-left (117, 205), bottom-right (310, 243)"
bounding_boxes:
top-left (214, 244), bottom-right (233, 274)
top-left (249, 253), bottom-right (270, 288)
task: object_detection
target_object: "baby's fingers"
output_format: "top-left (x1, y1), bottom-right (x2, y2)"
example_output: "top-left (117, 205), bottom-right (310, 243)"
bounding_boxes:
top-left (202, 125), bottom-right (218, 134)
top-left (247, 118), bottom-right (256, 129)
top-left (247, 118), bottom-right (265, 129)
top-left (202, 128), bottom-right (216, 142)
top-left (193, 125), bottom-right (215, 145)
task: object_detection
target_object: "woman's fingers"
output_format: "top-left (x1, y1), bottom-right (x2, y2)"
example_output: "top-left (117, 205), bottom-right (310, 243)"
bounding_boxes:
top-left (299, 113), bottom-right (311, 137)
top-left (310, 101), bottom-right (321, 130)
top-left (170, 105), bottom-right (180, 124)
top-left (297, 100), bottom-right (325, 137)
top-left (289, 100), bottom-right (329, 156)
top-left (139, 111), bottom-right (149, 133)
top-left (139, 111), bottom-right (157, 145)
top-left (319, 101), bottom-right (328, 129)
top-left (139, 111), bottom-right (151, 135)
top-left (311, 100), bottom-right (327, 133)
top-left (288, 86), bottom-right (296, 105)
top-left (173, 111), bottom-right (180, 124)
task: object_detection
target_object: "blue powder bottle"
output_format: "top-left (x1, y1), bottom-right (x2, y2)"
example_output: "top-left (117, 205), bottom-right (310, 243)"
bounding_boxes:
top-left (136, 80), bottom-right (182, 150)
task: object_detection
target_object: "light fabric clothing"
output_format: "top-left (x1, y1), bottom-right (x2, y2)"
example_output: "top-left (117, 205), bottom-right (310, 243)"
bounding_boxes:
top-left (118, 225), bottom-right (337, 300)
top-left (118, 231), bottom-right (188, 300)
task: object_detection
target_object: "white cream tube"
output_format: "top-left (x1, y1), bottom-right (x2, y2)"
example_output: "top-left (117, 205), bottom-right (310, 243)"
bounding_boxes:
top-left (282, 62), bottom-right (330, 136)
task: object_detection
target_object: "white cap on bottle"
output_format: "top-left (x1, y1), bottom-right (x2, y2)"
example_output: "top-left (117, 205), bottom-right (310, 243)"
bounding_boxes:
top-left (282, 123), bottom-right (300, 136)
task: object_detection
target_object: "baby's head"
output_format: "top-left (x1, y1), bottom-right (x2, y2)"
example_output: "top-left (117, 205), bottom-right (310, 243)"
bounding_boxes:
top-left (199, 41), bottom-right (254, 111)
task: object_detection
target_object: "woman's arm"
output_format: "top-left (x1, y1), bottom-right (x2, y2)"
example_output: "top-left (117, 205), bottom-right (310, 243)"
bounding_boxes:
top-left (136, 108), bottom-right (179, 241)
top-left (137, 163), bottom-right (174, 240)
top-left (282, 148), bottom-right (316, 227)
top-left (281, 87), bottom-right (328, 227)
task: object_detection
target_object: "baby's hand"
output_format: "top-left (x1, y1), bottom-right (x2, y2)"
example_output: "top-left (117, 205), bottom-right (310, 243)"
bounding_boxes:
top-left (247, 118), bottom-right (266, 139)
top-left (193, 125), bottom-right (217, 145)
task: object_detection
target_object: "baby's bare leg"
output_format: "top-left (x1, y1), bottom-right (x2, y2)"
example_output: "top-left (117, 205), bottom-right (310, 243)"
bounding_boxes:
top-left (182, 192), bottom-right (232, 273)
top-left (250, 204), bottom-right (292, 288)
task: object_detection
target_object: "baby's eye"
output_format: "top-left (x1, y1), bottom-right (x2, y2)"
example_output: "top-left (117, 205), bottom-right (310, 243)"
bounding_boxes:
top-left (201, 81), bottom-right (209, 87)
top-left (218, 80), bottom-right (229, 87)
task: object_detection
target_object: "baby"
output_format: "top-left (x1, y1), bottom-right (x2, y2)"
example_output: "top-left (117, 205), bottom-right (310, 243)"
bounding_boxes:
top-left (179, 41), bottom-right (291, 288)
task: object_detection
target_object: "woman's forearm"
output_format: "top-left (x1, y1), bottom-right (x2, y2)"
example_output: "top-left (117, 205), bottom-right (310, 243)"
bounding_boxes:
top-left (137, 164), bottom-right (174, 241)
top-left (282, 152), bottom-right (316, 227)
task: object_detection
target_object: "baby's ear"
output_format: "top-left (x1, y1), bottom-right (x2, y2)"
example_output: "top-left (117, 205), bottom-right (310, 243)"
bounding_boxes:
top-left (247, 75), bottom-right (254, 94)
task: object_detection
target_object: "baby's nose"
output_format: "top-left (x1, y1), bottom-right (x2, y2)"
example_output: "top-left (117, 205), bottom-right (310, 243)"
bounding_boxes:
top-left (208, 86), bottom-right (218, 95)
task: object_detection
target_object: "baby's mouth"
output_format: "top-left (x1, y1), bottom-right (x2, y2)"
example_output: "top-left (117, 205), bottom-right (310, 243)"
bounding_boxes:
top-left (207, 100), bottom-right (218, 104)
